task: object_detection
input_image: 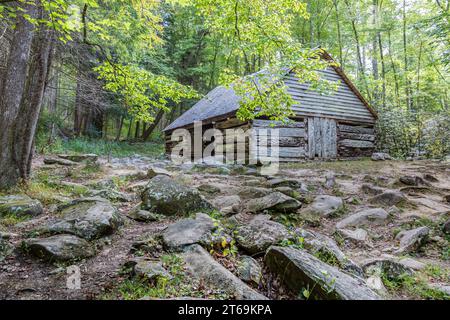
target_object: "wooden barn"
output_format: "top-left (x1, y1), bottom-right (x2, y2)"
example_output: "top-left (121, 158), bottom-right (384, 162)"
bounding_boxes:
top-left (163, 53), bottom-right (377, 162)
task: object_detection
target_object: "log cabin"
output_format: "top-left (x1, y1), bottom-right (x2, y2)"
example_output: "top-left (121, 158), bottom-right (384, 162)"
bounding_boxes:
top-left (163, 52), bottom-right (377, 163)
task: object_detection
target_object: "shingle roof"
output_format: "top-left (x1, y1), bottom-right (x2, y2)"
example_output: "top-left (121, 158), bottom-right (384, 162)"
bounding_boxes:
top-left (163, 54), bottom-right (377, 132)
top-left (163, 86), bottom-right (241, 132)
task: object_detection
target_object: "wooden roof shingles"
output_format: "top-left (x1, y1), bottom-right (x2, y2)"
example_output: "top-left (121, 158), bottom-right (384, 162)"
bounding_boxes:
top-left (164, 53), bottom-right (377, 132)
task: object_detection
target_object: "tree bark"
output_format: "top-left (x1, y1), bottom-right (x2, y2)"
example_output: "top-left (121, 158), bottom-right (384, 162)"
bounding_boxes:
top-left (142, 109), bottom-right (165, 141)
top-left (0, 2), bottom-right (38, 189)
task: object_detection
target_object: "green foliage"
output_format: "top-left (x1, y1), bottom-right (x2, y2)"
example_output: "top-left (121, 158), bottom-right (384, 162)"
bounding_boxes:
top-left (41, 138), bottom-right (164, 158)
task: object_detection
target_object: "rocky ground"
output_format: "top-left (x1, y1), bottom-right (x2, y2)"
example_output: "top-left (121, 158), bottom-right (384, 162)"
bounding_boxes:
top-left (0, 153), bottom-right (449, 300)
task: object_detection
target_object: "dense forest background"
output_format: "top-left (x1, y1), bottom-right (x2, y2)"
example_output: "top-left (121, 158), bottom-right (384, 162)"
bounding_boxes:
top-left (0, 0), bottom-right (449, 189)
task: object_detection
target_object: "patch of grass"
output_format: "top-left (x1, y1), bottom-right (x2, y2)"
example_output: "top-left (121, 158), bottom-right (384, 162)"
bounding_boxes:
top-left (0, 213), bottom-right (30, 227)
top-left (382, 266), bottom-right (450, 300)
top-left (105, 254), bottom-right (229, 300)
top-left (313, 249), bottom-right (341, 268)
top-left (42, 137), bottom-right (164, 159)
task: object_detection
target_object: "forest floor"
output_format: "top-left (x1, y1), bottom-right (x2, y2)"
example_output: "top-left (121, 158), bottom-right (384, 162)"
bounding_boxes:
top-left (0, 151), bottom-right (449, 300)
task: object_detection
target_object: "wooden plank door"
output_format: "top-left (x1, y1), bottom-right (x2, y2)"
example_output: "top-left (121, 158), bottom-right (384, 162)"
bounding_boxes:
top-left (308, 117), bottom-right (337, 159)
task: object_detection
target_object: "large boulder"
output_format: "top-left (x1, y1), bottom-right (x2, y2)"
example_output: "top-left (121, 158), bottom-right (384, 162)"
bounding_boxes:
top-left (244, 192), bottom-right (301, 213)
top-left (399, 175), bottom-right (426, 186)
top-left (265, 246), bottom-right (380, 300)
top-left (57, 154), bottom-right (98, 163)
top-left (371, 153), bottom-right (392, 161)
top-left (369, 191), bottom-right (406, 206)
top-left (235, 216), bottom-right (290, 254)
top-left (295, 228), bottom-right (363, 277)
top-left (141, 175), bottom-right (212, 216)
top-left (211, 195), bottom-right (241, 211)
top-left (238, 187), bottom-right (272, 199)
top-left (182, 244), bottom-right (267, 300)
top-left (25, 235), bottom-right (95, 262)
top-left (336, 208), bottom-right (388, 229)
top-left (301, 195), bottom-right (343, 217)
top-left (43, 157), bottom-right (78, 166)
top-left (0, 195), bottom-right (43, 218)
top-left (162, 213), bottom-right (216, 250)
top-left (395, 226), bottom-right (429, 254)
top-left (45, 197), bottom-right (123, 240)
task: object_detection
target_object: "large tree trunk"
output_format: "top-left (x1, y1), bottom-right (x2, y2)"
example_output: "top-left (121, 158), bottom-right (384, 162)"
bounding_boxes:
top-left (0, 2), bottom-right (38, 189)
top-left (13, 28), bottom-right (54, 180)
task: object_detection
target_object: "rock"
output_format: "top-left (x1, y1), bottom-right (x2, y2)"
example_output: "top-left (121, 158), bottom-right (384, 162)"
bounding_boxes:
top-left (267, 178), bottom-right (303, 189)
top-left (43, 157), bottom-right (78, 166)
top-left (128, 205), bottom-right (160, 222)
top-left (60, 181), bottom-right (90, 194)
top-left (0, 238), bottom-right (14, 262)
top-left (301, 195), bottom-right (343, 217)
top-left (162, 213), bottom-right (215, 250)
top-left (88, 189), bottom-right (134, 202)
top-left (211, 195), bottom-right (241, 210)
top-left (397, 257), bottom-right (426, 270)
top-left (362, 257), bottom-right (414, 279)
top-left (130, 258), bottom-right (171, 281)
top-left (235, 216), bottom-right (290, 254)
top-left (147, 166), bottom-right (172, 179)
top-left (429, 284), bottom-right (450, 296)
top-left (45, 197), bottom-right (123, 240)
top-left (141, 175), bottom-right (212, 216)
top-left (236, 256), bottom-right (262, 286)
top-left (197, 184), bottom-right (221, 195)
top-left (443, 219), bottom-right (450, 234)
top-left (238, 187), bottom-right (272, 199)
top-left (25, 235), bottom-right (95, 262)
top-left (57, 154), bottom-right (98, 163)
top-left (335, 228), bottom-right (368, 243)
top-left (0, 195), bottom-right (43, 218)
top-left (273, 187), bottom-right (305, 201)
top-left (336, 208), bottom-right (388, 229)
top-left (395, 226), bottom-right (429, 253)
top-left (182, 244), bottom-right (267, 300)
top-left (361, 184), bottom-right (384, 196)
top-left (126, 181), bottom-right (148, 193)
top-left (295, 228), bottom-right (363, 277)
top-left (245, 192), bottom-right (301, 213)
top-left (371, 152), bottom-right (392, 161)
top-left (444, 195), bottom-right (450, 203)
top-left (369, 191), bottom-right (406, 206)
top-left (366, 275), bottom-right (387, 295)
top-left (265, 246), bottom-right (380, 300)
top-left (324, 173), bottom-right (336, 189)
top-left (399, 175), bottom-right (426, 186)
top-left (423, 174), bottom-right (439, 182)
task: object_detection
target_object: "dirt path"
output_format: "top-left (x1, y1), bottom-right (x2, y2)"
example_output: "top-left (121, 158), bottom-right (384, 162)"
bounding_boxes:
top-left (0, 216), bottom-right (171, 300)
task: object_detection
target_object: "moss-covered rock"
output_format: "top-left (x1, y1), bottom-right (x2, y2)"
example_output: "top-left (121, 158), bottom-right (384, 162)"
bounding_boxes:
top-left (0, 195), bottom-right (43, 218)
top-left (25, 235), bottom-right (95, 262)
top-left (44, 197), bottom-right (123, 240)
top-left (141, 175), bottom-right (213, 216)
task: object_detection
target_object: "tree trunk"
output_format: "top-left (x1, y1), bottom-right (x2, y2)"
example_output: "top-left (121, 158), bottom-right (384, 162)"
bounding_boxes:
top-left (333, 0), bottom-right (344, 66)
top-left (13, 30), bottom-right (54, 180)
top-left (115, 116), bottom-right (124, 142)
top-left (0, 2), bottom-right (38, 189)
top-left (402, 0), bottom-right (412, 111)
top-left (142, 109), bottom-right (165, 141)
